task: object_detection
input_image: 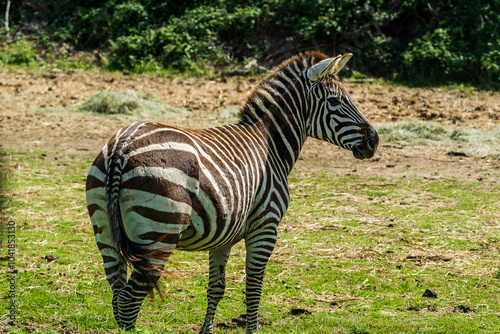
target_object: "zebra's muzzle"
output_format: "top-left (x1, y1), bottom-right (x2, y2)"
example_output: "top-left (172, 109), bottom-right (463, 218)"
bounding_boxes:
top-left (352, 127), bottom-right (379, 160)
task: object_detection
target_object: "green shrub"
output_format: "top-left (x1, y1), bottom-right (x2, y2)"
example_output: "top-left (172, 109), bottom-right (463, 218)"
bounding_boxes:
top-left (0, 39), bottom-right (38, 65)
top-left (401, 29), bottom-right (460, 82)
top-left (107, 6), bottom-right (230, 72)
top-left (49, 1), bottom-right (149, 48)
top-left (395, 0), bottom-right (499, 85)
top-left (3, 0), bottom-right (499, 86)
top-left (480, 41), bottom-right (500, 83)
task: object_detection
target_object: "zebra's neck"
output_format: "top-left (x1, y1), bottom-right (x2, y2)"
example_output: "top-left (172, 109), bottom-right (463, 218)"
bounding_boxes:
top-left (236, 52), bottom-right (332, 175)
top-left (237, 78), bottom-right (309, 175)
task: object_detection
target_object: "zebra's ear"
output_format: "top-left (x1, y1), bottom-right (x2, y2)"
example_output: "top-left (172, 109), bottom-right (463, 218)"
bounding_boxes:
top-left (331, 53), bottom-right (353, 75)
top-left (306, 57), bottom-right (338, 82)
top-left (306, 53), bottom-right (353, 81)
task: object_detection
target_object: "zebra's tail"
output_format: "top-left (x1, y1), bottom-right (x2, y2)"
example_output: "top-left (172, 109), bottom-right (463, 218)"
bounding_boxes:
top-left (105, 150), bottom-right (166, 284)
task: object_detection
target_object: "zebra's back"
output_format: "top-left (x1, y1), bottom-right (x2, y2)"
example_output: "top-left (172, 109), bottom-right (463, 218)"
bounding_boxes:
top-left (86, 121), bottom-right (269, 254)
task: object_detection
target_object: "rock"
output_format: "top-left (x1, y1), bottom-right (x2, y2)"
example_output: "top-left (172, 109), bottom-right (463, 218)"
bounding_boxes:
top-left (422, 289), bottom-right (437, 298)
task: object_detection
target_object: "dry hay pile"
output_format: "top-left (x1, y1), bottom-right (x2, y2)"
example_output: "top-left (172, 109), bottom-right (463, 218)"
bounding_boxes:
top-left (76, 89), bottom-right (188, 119)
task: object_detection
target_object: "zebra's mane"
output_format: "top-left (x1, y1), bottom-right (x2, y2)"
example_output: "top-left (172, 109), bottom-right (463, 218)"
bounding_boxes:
top-left (237, 51), bottom-right (330, 124)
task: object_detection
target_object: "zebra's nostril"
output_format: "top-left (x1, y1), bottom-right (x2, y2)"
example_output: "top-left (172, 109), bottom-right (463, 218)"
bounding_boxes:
top-left (366, 129), bottom-right (379, 152)
top-left (367, 138), bottom-right (375, 151)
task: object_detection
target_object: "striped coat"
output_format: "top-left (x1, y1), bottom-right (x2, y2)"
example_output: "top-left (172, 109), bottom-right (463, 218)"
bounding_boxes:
top-left (86, 51), bottom-right (378, 333)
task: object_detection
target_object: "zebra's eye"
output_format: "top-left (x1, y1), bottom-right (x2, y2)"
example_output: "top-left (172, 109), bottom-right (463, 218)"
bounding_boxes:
top-left (327, 97), bottom-right (341, 107)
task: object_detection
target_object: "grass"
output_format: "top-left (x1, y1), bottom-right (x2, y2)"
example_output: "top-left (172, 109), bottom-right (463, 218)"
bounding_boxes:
top-left (1, 142), bottom-right (499, 333)
top-left (377, 121), bottom-right (500, 157)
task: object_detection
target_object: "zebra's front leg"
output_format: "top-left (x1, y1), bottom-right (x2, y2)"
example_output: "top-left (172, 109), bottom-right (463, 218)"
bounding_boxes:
top-left (244, 228), bottom-right (277, 333)
top-left (199, 245), bottom-right (232, 334)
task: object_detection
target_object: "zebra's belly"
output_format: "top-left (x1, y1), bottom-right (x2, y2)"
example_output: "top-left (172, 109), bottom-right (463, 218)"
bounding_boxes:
top-left (176, 213), bottom-right (246, 251)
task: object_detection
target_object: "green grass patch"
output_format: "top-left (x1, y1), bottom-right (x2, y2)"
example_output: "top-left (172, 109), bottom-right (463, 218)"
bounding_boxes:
top-left (1, 147), bottom-right (499, 333)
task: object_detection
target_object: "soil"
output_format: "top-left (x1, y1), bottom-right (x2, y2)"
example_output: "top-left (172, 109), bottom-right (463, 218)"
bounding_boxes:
top-left (0, 69), bottom-right (498, 183)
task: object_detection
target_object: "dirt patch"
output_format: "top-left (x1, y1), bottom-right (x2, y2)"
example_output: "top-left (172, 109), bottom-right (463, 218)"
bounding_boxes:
top-left (406, 255), bottom-right (453, 263)
top-left (289, 308), bottom-right (312, 316)
top-left (427, 305), bottom-right (438, 312)
top-left (407, 306), bottom-right (421, 311)
top-left (3, 320), bottom-right (113, 334)
top-left (0, 69), bottom-right (499, 181)
top-left (453, 305), bottom-right (475, 313)
top-left (216, 314), bottom-right (269, 329)
top-left (1, 70), bottom-right (498, 127)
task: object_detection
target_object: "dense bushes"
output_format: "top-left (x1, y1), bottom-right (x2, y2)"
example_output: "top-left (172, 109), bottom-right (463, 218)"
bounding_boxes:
top-left (398, 2), bottom-right (500, 85)
top-left (2, 0), bottom-right (499, 86)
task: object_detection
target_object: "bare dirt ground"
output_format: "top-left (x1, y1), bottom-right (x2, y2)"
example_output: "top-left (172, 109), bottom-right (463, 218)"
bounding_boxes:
top-left (0, 69), bottom-right (498, 183)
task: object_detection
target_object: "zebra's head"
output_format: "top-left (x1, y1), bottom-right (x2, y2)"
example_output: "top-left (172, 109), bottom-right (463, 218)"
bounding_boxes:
top-left (305, 53), bottom-right (379, 159)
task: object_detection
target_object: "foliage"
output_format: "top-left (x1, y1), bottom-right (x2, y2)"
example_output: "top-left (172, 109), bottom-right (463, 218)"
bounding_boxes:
top-left (0, 37), bottom-right (95, 70)
top-left (397, 1), bottom-right (500, 85)
top-left (1, 0), bottom-right (499, 86)
top-left (0, 39), bottom-right (38, 65)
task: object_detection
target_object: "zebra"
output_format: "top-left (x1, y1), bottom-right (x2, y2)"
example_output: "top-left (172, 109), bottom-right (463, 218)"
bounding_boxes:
top-left (85, 51), bottom-right (378, 333)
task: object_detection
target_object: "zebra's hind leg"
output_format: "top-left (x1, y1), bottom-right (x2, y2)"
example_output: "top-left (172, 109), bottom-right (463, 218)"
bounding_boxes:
top-left (99, 245), bottom-right (127, 327)
top-left (199, 245), bottom-right (232, 334)
top-left (89, 209), bottom-right (128, 326)
top-left (103, 249), bottom-right (127, 327)
top-left (115, 264), bottom-right (165, 330)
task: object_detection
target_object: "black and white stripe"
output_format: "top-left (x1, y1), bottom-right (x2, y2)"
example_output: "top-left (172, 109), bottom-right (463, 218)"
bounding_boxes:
top-left (86, 51), bottom-right (378, 333)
